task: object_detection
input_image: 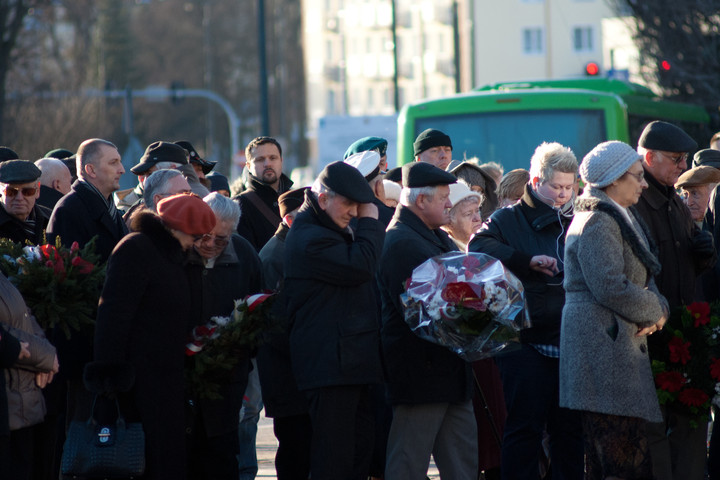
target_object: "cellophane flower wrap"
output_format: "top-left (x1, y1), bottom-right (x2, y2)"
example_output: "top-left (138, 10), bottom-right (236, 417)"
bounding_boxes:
top-left (0, 236), bottom-right (105, 339)
top-left (185, 293), bottom-right (275, 400)
top-left (401, 252), bottom-right (530, 361)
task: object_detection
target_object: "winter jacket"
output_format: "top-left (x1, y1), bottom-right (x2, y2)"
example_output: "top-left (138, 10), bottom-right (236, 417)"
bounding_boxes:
top-left (234, 173), bottom-right (293, 251)
top-left (0, 203), bottom-right (51, 246)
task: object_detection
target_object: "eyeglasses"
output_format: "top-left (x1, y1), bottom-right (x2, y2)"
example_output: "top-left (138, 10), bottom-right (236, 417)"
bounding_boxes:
top-left (197, 234), bottom-right (230, 247)
top-left (3, 186), bottom-right (37, 197)
top-left (657, 151), bottom-right (688, 165)
top-left (624, 171), bottom-right (645, 182)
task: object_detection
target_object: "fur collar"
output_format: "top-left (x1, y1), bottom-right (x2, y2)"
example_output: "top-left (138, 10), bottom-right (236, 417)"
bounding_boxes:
top-left (575, 189), bottom-right (661, 277)
top-left (130, 210), bottom-right (186, 263)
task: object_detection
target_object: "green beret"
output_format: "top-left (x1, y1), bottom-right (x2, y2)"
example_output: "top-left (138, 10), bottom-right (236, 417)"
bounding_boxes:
top-left (0, 160), bottom-right (41, 184)
top-left (343, 136), bottom-right (388, 159)
top-left (44, 148), bottom-right (74, 160)
top-left (402, 162), bottom-right (457, 188)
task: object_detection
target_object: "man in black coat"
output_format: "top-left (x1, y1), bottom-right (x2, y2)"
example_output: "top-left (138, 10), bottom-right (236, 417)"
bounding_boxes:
top-left (257, 187), bottom-right (312, 480)
top-left (284, 162), bottom-right (384, 480)
top-left (234, 136), bottom-right (294, 251)
top-left (0, 160), bottom-right (51, 245)
top-left (378, 162), bottom-right (477, 479)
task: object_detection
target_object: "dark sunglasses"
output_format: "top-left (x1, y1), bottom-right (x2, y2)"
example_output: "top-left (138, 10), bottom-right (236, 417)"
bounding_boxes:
top-left (4, 186), bottom-right (37, 197)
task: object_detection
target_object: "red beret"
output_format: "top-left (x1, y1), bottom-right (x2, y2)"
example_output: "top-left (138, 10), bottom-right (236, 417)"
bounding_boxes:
top-left (156, 193), bottom-right (216, 235)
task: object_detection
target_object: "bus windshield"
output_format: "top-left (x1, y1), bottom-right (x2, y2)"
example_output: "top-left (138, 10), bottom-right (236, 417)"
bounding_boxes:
top-left (415, 109), bottom-right (607, 171)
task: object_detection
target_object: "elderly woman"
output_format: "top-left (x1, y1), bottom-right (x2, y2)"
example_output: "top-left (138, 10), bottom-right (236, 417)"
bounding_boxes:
top-left (185, 192), bottom-right (263, 479)
top-left (560, 141), bottom-right (668, 479)
top-left (87, 193), bottom-right (217, 480)
top-left (441, 181), bottom-right (482, 250)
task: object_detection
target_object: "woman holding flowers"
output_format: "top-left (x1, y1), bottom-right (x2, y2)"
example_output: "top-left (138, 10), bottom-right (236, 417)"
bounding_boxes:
top-left (560, 141), bottom-right (668, 479)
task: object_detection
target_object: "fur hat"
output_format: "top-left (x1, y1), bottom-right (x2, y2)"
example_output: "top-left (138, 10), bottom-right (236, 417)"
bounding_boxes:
top-left (580, 141), bottom-right (641, 188)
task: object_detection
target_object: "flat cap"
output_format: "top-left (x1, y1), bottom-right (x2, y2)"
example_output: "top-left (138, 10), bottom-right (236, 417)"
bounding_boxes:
top-left (344, 136), bottom-right (388, 159)
top-left (175, 140), bottom-right (216, 174)
top-left (44, 148), bottom-right (74, 160)
top-left (131, 141), bottom-right (188, 175)
top-left (344, 151), bottom-right (381, 181)
top-left (402, 162), bottom-right (457, 188)
top-left (413, 129), bottom-right (452, 157)
top-left (693, 149), bottom-right (720, 169)
top-left (384, 167), bottom-right (402, 183)
top-left (318, 161), bottom-right (375, 203)
top-left (157, 193), bottom-right (216, 236)
top-left (0, 147), bottom-right (19, 163)
top-left (0, 160), bottom-right (42, 184)
top-left (638, 120), bottom-right (698, 153)
top-left (675, 166), bottom-right (720, 189)
top-left (278, 187), bottom-right (309, 217)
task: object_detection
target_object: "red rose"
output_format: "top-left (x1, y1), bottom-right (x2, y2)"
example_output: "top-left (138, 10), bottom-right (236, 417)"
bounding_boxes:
top-left (655, 371), bottom-right (686, 392)
top-left (442, 282), bottom-right (485, 310)
top-left (678, 387), bottom-right (709, 408)
top-left (71, 256), bottom-right (94, 274)
top-left (668, 336), bottom-right (692, 365)
top-left (687, 302), bottom-right (711, 327)
top-left (711, 358), bottom-right (720, 381)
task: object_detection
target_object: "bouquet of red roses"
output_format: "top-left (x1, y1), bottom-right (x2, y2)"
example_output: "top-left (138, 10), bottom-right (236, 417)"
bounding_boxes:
top-left (401, 252), bottom-right (530, 361)
top-left (651, 301), bottom-right (720, 426)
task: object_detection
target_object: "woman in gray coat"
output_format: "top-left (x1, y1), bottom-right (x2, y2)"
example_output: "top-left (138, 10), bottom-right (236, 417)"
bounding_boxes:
top-left (560, 141), bottom-right (668, 479)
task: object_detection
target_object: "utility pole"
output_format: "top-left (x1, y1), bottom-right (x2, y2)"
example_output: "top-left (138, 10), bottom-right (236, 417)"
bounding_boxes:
top-left (258, 0), bottom-right (270, 135)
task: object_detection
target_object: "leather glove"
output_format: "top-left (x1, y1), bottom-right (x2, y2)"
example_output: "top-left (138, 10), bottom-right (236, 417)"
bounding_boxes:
top-left (691, 230), bottom-right (715, 256)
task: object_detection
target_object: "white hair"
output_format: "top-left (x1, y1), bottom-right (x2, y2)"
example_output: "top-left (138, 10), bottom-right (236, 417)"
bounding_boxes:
top-left (204, 192), bottom-right (241, 225)
top-left (400, 186), bottom-right (437, 207)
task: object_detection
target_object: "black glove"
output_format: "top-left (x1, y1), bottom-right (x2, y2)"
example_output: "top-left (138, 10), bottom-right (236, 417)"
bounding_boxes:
top-left (691, 230), bottom-right (715, 256)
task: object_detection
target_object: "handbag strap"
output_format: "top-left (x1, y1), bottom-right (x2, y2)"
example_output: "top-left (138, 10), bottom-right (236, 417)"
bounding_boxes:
top-left (245, 190), bottom-right (281, 227)
top-left (87, 395), bottom-right (125, 428)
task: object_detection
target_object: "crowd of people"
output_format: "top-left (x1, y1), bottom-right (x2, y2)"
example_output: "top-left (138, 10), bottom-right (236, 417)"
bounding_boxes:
top-left (0, 121), bottom-right (720, 480)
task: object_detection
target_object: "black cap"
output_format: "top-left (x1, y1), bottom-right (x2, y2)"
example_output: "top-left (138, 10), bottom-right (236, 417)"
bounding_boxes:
top-left (402, 162), bottom-right (457, 188)
top-left (413, 129), bottom-right (452, 157)
top-left (344, 136), bottom-right (388, 159)
top-left (279, 187), bottom-right (309, 217)
top-left (693, 149), bottom-right (720, 169)
top-left (175, 141), bottom-right (217, 174)
top-left (206, 172), bottom-right (230, 193)
top-left (384, 167), bottom-right (402, 183)
top-left (44, 148), bottom-right (74, 160)
top-left (0, 160), bottom-right (41, 184)
top-left (638, 121), bottom-right (698, 153)
top-left (0, 147), bottom-right (19, 163)
top-left (131, 141), bottom-right (188, 175)
top-left (318, 161), bottom-right (375, 203)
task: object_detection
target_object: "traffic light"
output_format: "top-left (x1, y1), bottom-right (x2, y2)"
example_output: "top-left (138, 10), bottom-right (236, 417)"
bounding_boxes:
top-left (585, 62), bottom-right (600, 76)
top-left (660, 60), bottom-right (671, 71)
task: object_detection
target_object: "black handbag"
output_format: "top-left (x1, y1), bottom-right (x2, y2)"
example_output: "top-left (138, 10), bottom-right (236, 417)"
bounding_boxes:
top-left (61, 395), bottom-right (145, 479)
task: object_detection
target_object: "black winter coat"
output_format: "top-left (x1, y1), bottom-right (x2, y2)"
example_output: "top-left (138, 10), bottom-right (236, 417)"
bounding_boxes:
top-left (37, 185), bottom-right (64, 211)
top-left (256, 223), bottom-right (309, 418)
top-left (468, 185), bottom-right (571, 346)
top-left (93, 212), bottom-right (192, 480)
top-left (378, 205), bottom-right (473, 405)
top-left (235, 173), bottom-right (293, 251)
top-left (0, 203), bottom-right (51, 245)
top-left (284, 193), bottom-right (384, 390)
top-left (185, 234), bottom-right (263, 437)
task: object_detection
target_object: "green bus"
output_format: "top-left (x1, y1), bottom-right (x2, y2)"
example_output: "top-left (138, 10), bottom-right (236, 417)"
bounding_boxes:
top-left (397, 78), bottom-right (712, 170)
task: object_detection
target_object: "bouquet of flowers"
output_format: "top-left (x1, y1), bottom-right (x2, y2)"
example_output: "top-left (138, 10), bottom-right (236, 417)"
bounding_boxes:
top-left (651, 301), bottom-right (720, 426)
top-left (0, 236), bottom-right (105, 339)
top-left (185, 293), bottom-right (275, 400)
top-left (401, 252), bottom-right (530, 361)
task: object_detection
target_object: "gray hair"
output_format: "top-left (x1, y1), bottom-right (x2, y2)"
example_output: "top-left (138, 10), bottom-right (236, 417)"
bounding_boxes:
top-left (400, 186), bottom-right (437, 207)
top-left (154, 161), bottom-right (182, 171)
top-left (529, 142), bottom-right (578, 183)
top-left (310, 179), bottom-right (336, 199)
top-left (143, 169), bottom-right (183, 210)
top-left (76, 138), bottom-right (117, 177)
top-left (35, 158), bottom-right (70, 185)
top-left (203, 192), bottom-right (241, 226)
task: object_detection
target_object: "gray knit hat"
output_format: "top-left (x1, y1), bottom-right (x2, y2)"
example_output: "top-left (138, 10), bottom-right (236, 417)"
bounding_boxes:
top-left (580, 141), bottom-right (642, 188)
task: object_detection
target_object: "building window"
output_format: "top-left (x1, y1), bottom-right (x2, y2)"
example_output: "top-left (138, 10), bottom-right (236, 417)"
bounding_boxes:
top-left (572, 26), bottom-right (594, 52)
top-left (522, 27), bottom-right (544, 54)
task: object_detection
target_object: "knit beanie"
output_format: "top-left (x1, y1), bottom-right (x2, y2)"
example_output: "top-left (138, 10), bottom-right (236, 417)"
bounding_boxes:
top-left (157, 193), bottom-right (216, 235)
top-left (580, 141), bottom-right (642, 188)
top-left (413, 129), bottom-right (452, 157)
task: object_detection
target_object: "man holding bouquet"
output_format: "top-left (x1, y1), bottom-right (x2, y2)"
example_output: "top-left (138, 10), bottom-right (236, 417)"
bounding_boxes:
top-left (378, 162), bottom-right (478, 480)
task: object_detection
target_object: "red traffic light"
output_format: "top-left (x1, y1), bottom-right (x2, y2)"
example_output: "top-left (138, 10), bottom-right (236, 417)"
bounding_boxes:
top-left (585, 62), bottom-right (600, 76)
top-left (661, 60), bottom-right (671, 71)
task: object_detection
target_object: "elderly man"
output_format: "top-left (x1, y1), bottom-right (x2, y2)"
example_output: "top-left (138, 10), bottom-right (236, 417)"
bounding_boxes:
top-left (413, 128), bottom-right (453, 170)
top-left (235, 136), bottom-right (294, 251)
top-left (284, 162), bottom-right (383, 480)
top-left (35, 157), bottom-right (72, 210)
top-left (345, 150), bottom-right (394, 227)
top-left (633, 121), bottom-right (716, 480)
top-left (379, 162), bottom-right (478, 480)
top-left (0, 160), bottom-right (51, 245)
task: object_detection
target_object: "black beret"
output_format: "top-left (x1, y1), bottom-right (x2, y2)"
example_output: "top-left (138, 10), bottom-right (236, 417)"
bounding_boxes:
top-left (318, 161), bottom-right (375, 204)
top-left (0, 160), bottom-right (41, 184)
top-left (402, 161), bottom-right (457, 188)
top-left (413, 129), bottom-right (452, 157)
top-left (344, 136), bottom-right (388, 159)
top-left (175, 140), bottom-right (216, 174)
top-left (279, 187), bottom-right (309, 217)
top-left (693, 149), bottom-right (720, 169)
top-left (384, 167), bottom-right (402, 183)
top-left (131, 141), bottom-right (188, 175)
top-left (44, 148), bottom-right (74, 160)
top-left (638, 121), bottom-right (698, 153)
top-left (206, 172), bottom-right (230, 193)
top-left (0, 147), bottom-right (19, 163)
